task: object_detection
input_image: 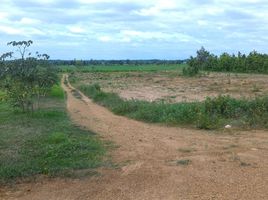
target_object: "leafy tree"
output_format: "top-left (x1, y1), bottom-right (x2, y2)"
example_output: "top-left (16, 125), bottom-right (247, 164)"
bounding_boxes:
top-left (188, 47), bottom-right (268, 74)
top-left (183, 47), bottom-right (212, 76)
top-left (196, 46), bottom-right (211, 69)
top-left (0, 40), bottom-right (57, 112)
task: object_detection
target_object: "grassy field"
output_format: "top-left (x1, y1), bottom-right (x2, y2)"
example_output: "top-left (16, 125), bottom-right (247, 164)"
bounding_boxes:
top-left (78, 84), bottom-right (268, 130)
top-left (0, 87), bottom-right (107, 183)
top-left (57, 64), bottom-right (187, 72)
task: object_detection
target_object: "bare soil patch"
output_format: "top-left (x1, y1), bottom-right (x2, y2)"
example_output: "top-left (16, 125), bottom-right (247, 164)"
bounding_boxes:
top-left (1, 75), bottom-right (267, 200)
top-left (75, 72), bottom-right (268, 102)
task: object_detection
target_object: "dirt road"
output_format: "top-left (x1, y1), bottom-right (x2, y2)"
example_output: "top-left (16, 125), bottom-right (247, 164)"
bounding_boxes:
top-left (1, 75), bottom-right (268, 200)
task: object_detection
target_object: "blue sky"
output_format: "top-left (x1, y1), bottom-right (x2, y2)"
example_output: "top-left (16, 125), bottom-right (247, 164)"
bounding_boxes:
top-left (0, 0), bottom-right (267, 59)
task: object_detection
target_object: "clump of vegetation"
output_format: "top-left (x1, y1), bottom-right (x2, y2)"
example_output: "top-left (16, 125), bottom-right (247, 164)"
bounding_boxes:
top-left (182, 63), bottom-right (199, 77)
top-left (79, 84), bottom-right (268, 129)
top-left (183, 47), bottom-right (209, 76)
top-left (0, 40), bottom-right (58, 112)
top-left (176, 159), bottom-right (191, 166)
top-left (0, 93), bottom-right (106, 183)
top-left (188, 46), bottom-right (268, 74)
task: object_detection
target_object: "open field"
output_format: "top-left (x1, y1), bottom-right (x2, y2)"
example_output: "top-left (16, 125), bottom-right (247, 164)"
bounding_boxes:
top-left (71, 71), bottom-right (268, 103)
top-left (2, 76), bottom-right (267, 200)
top-left (1, 67), bottom-right (268, 199)
top-left (58, 64), bottom-right (186, 73)
top-left (1, 0), bottom-right (268, 198)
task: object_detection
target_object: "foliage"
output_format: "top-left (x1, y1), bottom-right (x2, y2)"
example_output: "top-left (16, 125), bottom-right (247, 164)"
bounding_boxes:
top-left (79, 84), bottom-right (268, 129)
top-left (183, 57), bottom-right (199, 76)
top-left (0, 97), bottom-right (106, 182)
top-left (183, 47), bottom-right (212, 76)
top-left (189, 47), bottom-right (268, 73)
top-left (0, 40), bottom-right (58, 112)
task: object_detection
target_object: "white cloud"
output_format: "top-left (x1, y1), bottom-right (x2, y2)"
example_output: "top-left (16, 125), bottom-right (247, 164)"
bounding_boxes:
top-left (0, 0), bottom-right (267, 59)
top-left (0, 25), bottom-right (21, 35)
top-left (98, 36), bottom-right (112, 42)
top-left (0, 12), bottom-right (9, 20)
top-left (67, 25), bottom-right (87, 34)
top-left (19, 17), bottom-right (41, 25)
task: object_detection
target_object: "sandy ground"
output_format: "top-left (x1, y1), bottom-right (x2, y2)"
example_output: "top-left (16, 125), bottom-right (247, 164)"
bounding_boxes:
top-left (1, 75), bottom-right (268, 200)
top-left (75, 72), bottom-right (268, 102)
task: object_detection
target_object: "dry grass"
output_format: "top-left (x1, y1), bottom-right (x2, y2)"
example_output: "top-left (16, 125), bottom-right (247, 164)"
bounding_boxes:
top-left (72, 71), bottom-right (268, 103)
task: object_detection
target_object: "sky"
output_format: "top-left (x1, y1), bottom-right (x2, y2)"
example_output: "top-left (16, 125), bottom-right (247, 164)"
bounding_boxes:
top-left (0, 0), bottom-right (267, 59)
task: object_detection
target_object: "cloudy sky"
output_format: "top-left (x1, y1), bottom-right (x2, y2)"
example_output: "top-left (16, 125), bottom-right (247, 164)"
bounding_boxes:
top-left (0, 0), bottom-right (267, 59)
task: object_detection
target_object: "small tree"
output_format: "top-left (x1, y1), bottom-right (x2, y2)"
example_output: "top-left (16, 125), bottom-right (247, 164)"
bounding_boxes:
top-left (183, 56), bottom-right (199, 76)
top-left (0, 40), bottom-right (57, 112)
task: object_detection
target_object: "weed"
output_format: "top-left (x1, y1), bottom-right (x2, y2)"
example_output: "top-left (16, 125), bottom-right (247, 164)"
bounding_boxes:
top-left (177, 148), bottom-right (194, 153)
top-left (176, 159), bottom-right (191, 166)
top-left (240, 162), bottom-right (251, 167)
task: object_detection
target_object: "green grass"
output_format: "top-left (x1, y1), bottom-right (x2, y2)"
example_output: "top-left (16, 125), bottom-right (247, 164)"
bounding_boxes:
top-left (57, 64), bottom-right (187, 73)
top-left (0, 92), bottom-right (106, 183)
top-left (0, 90), bottom-right (6, 101)
top-left (79, 84), bottom-right (268, 130)
top-left (49, 84), bottom-right (65, 99)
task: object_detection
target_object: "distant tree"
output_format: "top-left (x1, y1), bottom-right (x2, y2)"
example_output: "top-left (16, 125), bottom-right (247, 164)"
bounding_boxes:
top-left (188, 47), bottom-right (268, 74)
top-left (183, 47), bottom-right (212, 76)
top-left (196, 46), bottom-right (211, 69)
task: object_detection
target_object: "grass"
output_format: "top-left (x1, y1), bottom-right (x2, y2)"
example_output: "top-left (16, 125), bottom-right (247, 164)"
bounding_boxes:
top-left (49, 84), bottom-right (65, 99)
top-left (79, 84), bottom-right (268, 130)
top-left (0, 86), bottom-right (106, 183)
top-left (58, 64), bottom-right (187, 73)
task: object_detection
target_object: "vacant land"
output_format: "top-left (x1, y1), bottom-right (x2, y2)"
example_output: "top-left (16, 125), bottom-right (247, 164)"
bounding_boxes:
top-left (71, 71), bottom-right (268, 103)
top-left (59, 64), bottom-right (186, 73)
top-left (2, 76), bottom-right (267, 200)
top-left (1, 68), bottom-right (268, 200)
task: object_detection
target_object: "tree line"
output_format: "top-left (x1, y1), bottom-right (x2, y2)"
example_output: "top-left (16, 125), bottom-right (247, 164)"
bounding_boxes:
top-left (50, 59), bottom-right (185, 66)
top-left (186, 47), bottom-right (268, 75)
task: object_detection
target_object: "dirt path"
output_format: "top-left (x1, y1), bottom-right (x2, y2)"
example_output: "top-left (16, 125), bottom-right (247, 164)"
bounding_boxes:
top-left (1, 75), bottom-right (268, 200)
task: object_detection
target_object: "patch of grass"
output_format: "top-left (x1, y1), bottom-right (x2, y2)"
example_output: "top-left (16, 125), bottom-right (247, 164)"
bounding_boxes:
top-left (0, 95), bottom-right (106, 183)
top-left (79, 84), bottom-right (268, 130)
top-left (0, 90), bottom-right (6, 101)
top-left (240, 161), bottom-right (251, 167)
top-left (223, 144), bottom-right (239, 150)
top-left (176, 159), bottom-right (191, 166)
top-left (58, 64), bottom-right (187, 73)
top-left (49, 84), bottom-right (65, 99)
top-left (252, 84), bottom-right (261, 93)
